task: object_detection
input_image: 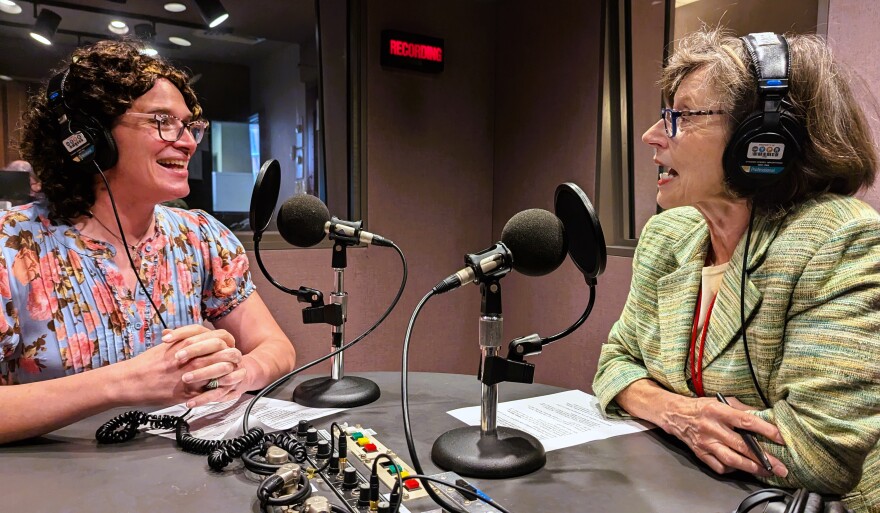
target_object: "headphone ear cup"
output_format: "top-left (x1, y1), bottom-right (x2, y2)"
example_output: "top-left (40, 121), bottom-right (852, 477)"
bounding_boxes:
top-left (65, 115), bottom-right (118, 172)
top-left (736, 488), bottom-right (791, 513)
top-left (723, 111), bottom-right (795, 196)
top-left (724, 112), bottom-right (764, 195)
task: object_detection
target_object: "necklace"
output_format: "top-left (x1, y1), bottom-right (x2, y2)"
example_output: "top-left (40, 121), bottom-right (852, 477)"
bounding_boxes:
top-left (87, 211), bottom-right (142, 252)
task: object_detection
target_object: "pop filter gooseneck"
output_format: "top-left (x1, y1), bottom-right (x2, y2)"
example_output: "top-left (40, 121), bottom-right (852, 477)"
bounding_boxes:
top-left (249, 159), bottom-right (305, 297)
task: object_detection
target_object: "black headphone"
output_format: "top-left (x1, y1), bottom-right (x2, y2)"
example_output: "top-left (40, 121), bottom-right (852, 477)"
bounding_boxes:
top-left (46, 68), bottom-right (118, 172)
top-left (722, 32), bottom-right (805, 196)
top-left (735, 488), bottom-right (853, 513)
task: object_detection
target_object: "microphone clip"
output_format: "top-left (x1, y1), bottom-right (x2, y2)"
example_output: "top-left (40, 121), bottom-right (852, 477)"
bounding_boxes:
top-left (466, 243), bottom-right (513, 283)
top-left (478, 334), bottom-right (541, 386)
top-left (295, 286), bottom-right (344, 327)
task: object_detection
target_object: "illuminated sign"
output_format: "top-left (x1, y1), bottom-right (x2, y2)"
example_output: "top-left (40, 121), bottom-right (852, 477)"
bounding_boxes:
top-left (380, 30), bottom-right (444, 73)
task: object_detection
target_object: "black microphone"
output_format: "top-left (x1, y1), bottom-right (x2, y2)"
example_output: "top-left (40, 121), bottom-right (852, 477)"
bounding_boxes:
top-left (433, 208), bottom-right (567, 294)
top-left (277, 194), bottom-right (394, 247)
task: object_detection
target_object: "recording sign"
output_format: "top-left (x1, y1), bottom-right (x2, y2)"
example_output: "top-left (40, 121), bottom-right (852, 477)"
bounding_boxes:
top-left (381, 30), bottom-right (444, 73)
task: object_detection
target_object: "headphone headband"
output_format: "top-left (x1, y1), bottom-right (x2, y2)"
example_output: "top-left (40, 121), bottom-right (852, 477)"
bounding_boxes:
top-left (741, 33), bottom-right (790, 117)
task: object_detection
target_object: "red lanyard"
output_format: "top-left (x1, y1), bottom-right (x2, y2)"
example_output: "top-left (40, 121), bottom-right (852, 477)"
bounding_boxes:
top-left (689, 288), bottom-right (717, 397)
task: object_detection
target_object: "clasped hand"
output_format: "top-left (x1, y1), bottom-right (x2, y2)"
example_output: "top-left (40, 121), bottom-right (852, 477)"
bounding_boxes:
top-left (665, 395), bottom-right (789, 478)
top-left (158, 325), bottom-right (248, 408)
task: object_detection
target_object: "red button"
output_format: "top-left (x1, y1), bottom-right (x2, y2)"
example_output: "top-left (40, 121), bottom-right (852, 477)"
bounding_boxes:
top-left (363, 443), bottom-right (377, 452)
top-left (403, 478), bottom-right (420, 490)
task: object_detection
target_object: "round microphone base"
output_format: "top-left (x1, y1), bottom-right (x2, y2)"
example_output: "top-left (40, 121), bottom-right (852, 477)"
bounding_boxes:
top-left (292, 376), bottom-right (380, 408)
top-left (431, 426), bottom-right (546, 479)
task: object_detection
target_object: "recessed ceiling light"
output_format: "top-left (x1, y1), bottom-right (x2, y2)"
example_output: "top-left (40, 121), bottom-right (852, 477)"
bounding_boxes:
top-left (164, 3), bottom-right (186, 12)
top-left (0, 1), bottom-right (22, 15)
top-left (141, 47), bottom-right (159, 57)
top-left (108, 21), bottom-right (129, 35)
top-left (0, 75), bottom-right (12, 81)
top-left (168, 36), bottom-right (191, 47)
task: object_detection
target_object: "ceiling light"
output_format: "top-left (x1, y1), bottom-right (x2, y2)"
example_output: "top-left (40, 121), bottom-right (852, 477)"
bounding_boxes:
top-left (168, 36), bottom-right (191, 47)
top-left (0, 75), bottom-right (12, 81)
top-left (108, 20), bottom-right (129, 35)
top-left (163, 2), bottom-right (186, 13)
top-left (141, 47), bottom-right (158, 57)
top-left (194, 0), bottom-right (229, 28)
top-left (29, 8), bottom-right (62, 46)
top-left (0, 0), bottom-right (22, 15)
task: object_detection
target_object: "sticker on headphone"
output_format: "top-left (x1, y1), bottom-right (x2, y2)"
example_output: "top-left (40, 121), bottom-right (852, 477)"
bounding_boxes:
top-left (62, 132), bottom-right (89, 153)
top-left (742, 165), bottom-right (785, 175)
top-left (747, 142), bottom-right (784, 160)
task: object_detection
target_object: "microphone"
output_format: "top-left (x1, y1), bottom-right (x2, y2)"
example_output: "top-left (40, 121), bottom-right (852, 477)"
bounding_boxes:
top-left (433, 208), bottom-right (567, 294)
top-left (277, 194), bottom-right (394, 248)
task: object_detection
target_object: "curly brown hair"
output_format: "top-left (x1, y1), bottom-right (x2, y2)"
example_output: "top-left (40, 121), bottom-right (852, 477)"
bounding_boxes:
top-left (19, 39), bottom-right (202, 221)
top-left (660, 28), bottom-right (878, 214)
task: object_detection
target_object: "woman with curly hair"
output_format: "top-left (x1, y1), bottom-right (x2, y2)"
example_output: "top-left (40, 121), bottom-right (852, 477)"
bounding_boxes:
top-left (0, 40), bottom-right (296, 443)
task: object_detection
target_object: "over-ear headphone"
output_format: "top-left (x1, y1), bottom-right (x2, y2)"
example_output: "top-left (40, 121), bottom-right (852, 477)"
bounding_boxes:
top-left (723, 32), bottom-right (805, 196)
top-left (46, 68), bottom-right (118, 172)
top-left (735, 488), bottom-right (853, 513)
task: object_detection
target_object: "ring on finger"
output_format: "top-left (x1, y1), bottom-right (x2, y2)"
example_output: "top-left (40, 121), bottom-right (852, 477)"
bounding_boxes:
top-left (204, 378), bottom-right (220, 391)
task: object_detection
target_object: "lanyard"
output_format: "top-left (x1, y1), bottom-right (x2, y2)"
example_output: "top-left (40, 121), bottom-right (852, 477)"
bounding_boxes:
top-left (689, 288), bottom-right (718, 397)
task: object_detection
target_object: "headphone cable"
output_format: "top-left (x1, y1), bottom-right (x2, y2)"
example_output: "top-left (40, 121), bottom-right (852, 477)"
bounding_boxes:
top-left (740, 207), bottom-right (770, 408)
top-left (92, 161), bottom-right (168, 331)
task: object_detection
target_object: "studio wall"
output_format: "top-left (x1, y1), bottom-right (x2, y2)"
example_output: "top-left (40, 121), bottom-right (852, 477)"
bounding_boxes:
top-left (249, 0), bottom-right (880, 394)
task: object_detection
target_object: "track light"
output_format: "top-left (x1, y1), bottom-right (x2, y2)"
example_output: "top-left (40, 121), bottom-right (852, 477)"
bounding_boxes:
top-left (29, 8), bottom-right (61, 45)
top-left (194, 0), bottom-right (229, 28)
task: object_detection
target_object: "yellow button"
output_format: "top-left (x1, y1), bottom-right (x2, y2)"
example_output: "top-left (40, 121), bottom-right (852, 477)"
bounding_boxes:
top-left (399, 471), bottom-right (410, 479)
top-left (357, 438), bottom-right (370, 447)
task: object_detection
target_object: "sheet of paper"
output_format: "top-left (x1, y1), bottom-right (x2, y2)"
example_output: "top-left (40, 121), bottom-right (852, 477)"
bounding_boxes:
top-left (146, 394), bottom-right (346, 441)
top-left (446, 390), bottom-right (650, 451)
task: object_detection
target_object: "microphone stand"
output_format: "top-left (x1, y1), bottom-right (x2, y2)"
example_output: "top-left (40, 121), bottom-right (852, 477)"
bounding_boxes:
top-left (292, 233), bottom-right (381, 408)
top-left (431, 278), bottom-right (546, 478)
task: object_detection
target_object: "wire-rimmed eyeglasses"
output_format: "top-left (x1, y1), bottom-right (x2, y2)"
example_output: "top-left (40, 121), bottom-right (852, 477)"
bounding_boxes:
top-left (122, 112), bottom-right (209, 143)
top-left (660, 107), bottom-right (725, 138)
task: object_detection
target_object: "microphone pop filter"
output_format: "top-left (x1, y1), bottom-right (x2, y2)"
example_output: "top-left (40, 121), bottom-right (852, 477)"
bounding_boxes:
top-left (277, 194), bottom-right (331, 247)
top-left (501, 208), bottom-right (567, 277)
top-left (554, 183), bottom-right (606, 279)
top-left (249, 159), bottom-right (281, 234)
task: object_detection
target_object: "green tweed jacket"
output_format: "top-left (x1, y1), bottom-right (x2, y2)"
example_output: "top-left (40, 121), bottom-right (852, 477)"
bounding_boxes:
top-left (593, 194), bottom-right (880, 513)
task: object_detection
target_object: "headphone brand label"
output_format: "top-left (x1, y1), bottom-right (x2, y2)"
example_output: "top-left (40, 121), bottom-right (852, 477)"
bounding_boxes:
top-left (62, 132), bottom-right (88, 153)
top-left (748, 142), bottom-right (784, 160)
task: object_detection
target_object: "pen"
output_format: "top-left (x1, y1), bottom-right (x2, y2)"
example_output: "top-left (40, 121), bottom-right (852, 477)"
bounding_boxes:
top-left (715, 392), bottom-right (774, 472)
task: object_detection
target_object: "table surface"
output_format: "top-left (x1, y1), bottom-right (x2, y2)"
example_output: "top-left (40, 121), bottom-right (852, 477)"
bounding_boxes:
top-left (1, 372), bottom-right (760, 513)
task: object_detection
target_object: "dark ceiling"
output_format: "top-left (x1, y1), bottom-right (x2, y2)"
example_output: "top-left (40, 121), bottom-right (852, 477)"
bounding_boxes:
top-left (0, 0), bottom-right (317, 80)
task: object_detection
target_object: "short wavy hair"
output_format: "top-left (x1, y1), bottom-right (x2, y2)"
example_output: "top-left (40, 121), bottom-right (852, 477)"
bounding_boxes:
top-left (661, 28), bottom-right (878, 214)
top-left (19, 39), bottom-right (202, 221)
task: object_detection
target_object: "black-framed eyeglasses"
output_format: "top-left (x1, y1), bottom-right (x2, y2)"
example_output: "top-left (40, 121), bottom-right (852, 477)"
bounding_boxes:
top-left (660, 107), bottom-right (725, 138)
top-left (122, 112), bottom-right (209, 143)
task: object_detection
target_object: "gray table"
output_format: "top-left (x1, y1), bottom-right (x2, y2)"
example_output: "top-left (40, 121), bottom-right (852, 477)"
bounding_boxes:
top-left (1, 372), bottom-right (759, 512)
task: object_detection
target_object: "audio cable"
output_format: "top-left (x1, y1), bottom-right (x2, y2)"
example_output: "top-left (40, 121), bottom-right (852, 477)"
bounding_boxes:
top-left (401, 290), bottom-right (497, 513)
top-left (92, 161), bottom-right (168, 331)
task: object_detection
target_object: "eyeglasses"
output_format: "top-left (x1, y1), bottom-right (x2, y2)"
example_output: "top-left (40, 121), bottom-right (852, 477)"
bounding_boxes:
top-left (122, 112), bottom-right (209, 143)
top-left (660, 107), bottom-right (725, 138)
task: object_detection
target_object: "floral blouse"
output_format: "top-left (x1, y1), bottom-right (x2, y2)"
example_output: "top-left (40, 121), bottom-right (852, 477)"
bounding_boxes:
top-left (0, 201), bottom-right (254, 385)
